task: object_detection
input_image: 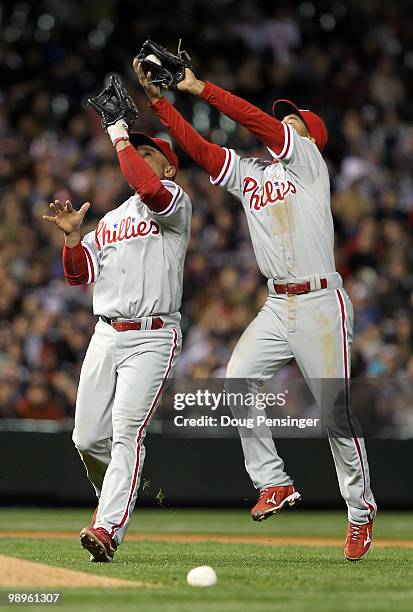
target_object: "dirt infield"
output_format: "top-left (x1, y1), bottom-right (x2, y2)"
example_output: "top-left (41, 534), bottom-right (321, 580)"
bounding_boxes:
top-left (0, 554), bottom-right (148, 588)
top-left (2, 530), bottom-right (412, 548)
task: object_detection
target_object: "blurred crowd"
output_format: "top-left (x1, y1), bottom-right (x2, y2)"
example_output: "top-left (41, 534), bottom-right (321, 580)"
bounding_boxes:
top-left (0, 1), bottom-right (412, 433)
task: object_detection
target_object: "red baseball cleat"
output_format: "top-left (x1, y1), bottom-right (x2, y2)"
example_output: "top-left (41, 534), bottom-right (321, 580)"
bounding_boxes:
top-left (80, 526), bottom-right (117, 562)
top-left (251, 485), bottom-right (301, 521)
top-left (344, 519), bottom-right (374, 561)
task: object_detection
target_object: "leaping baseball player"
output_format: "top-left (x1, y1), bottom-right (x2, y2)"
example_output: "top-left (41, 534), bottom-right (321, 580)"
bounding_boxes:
top-left (43, 75), bottom-right (191, 562)
top-left (135, 40), bottom-right (376, 561)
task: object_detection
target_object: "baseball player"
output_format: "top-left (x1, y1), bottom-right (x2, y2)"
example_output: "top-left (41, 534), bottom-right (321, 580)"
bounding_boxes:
top-left (43, 76), bottom-right (191, 562)
top-left (136, 60), bottom-right (376, 561)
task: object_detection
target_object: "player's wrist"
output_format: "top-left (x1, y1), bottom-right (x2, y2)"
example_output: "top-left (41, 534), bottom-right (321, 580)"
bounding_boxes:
top-left (191, 79), bottom-right (205, 96)
top-left (145, 88), bottom-right (162, 103)
top-left (65, 230), bottom-right (81, 247)
top-left (148, 96), bottom-right (164, 109)
top-left (107, 119), bottom-right (129, 146)
top-left (115, 139), bottom-right (131, 152)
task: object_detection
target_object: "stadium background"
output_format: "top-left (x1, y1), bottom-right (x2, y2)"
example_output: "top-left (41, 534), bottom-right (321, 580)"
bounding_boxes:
top-left (0, 0), bottom-right (412, 507)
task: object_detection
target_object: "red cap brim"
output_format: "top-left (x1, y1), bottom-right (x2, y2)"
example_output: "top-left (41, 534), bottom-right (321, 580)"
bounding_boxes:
top-left (272, 99), bottom-right (328, 152)
top-left (272, 99), bottom-right (310, 132)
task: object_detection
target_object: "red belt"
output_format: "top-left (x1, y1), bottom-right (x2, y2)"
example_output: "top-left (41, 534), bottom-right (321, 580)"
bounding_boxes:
top-left (273, 278), bottom-right (327, 295)
top-left (100, 316), bottom-right (164, 331)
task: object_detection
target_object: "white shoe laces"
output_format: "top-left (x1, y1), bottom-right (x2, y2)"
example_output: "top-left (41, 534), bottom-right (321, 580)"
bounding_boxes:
top-left (350, 524), bottom-right (362, 541)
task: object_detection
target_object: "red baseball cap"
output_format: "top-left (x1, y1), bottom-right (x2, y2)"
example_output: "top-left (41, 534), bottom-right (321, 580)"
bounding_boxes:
top-left (129, 131), bottom-right (179, 173)
top-left (272, 99), bottom-right (328, 152)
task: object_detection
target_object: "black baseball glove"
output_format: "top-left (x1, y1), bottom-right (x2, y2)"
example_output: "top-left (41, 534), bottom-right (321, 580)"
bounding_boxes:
top-left (87, 74), bottom-right (139, 130)
top-left (136, 38), bottom-right (192, 90)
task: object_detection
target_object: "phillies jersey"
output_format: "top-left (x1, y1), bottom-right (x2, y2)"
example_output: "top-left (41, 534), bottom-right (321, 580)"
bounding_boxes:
top-left (81, 180), bottom-right (191, 318)
top-left (211, 124), bottom-right (335, 280)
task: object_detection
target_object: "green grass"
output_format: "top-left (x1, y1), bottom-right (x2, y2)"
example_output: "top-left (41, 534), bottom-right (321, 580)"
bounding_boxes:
top-left (1, 507), bottom-right (412, 539)
top-left (1, 509), bottom-right (412, 611)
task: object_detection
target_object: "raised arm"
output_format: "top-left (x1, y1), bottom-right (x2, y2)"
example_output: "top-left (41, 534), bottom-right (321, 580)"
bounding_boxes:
top-left (111, 135), bottom-right (173, 213)
top-left (87, 73), bottom-right (173, 213)
top-left (177, 69), bottom-right (288, 157)
top-left (135, 61), bottom-right (226, 179)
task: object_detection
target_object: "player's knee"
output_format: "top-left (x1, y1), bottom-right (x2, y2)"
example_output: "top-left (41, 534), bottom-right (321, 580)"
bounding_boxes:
top-left (72, 429), bottom-right (99, 454)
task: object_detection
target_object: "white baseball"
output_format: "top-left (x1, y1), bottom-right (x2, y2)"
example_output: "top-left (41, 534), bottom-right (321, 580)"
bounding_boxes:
top-left (145, 54), bottom-right (162, 66)
top-left (186, 565), bottom-right (218, 587)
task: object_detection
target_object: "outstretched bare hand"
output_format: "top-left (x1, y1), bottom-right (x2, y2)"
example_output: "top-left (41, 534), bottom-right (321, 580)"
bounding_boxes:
top-left (43, 200), bottom-right (90, 245)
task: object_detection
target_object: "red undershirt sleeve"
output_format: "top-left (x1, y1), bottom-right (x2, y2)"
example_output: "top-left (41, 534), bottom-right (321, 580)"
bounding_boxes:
top-left (199, 81), bottom-right (287, 156)
top-left (117, 145), bottom-right (173, 213)
top-left (150, 97), bottom-right (227, 180)
top-left (62, 243), bottom-right (89, 285)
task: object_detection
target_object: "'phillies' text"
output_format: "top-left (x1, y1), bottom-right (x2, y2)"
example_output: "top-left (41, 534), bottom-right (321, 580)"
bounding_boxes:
top-left (243, 176), bottom-right (297, 210)
top-left (95, 217), bottom-right (160, 250)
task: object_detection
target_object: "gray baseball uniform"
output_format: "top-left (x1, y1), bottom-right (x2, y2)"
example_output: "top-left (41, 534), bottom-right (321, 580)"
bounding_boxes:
top-left (213, 126), bottom-right (376, 524)
top-left (72, 180), bottom-right (191, 544)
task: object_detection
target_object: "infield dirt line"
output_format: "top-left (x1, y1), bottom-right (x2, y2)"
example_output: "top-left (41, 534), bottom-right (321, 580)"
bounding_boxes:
top-left (1, 531), bottom-right (412, 548)
top-left (0, 554), bottom-right (150, 588)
